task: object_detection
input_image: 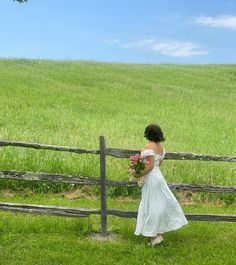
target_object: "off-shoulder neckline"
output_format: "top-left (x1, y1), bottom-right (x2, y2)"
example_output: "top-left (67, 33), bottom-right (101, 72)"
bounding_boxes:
top-left (142, 148), bottom-right (165, 157)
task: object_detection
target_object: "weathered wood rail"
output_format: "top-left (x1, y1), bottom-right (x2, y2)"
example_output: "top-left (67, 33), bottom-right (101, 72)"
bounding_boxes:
top-left (0, 170), bottom-right (235, 193)
top-left (0, 202), bottom-right (235, 222)
top-left (1, 140), bottom-right (236, 162)
top-left (0, 137), bottom-right (235, 237)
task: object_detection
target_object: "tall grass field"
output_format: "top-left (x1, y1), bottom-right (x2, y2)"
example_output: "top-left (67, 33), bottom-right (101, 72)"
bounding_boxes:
top-left (0, 58), bottom-right (235, 264)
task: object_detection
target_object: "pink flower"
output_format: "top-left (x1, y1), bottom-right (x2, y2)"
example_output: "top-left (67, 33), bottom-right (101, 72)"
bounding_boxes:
top-left (128, 154), bottom-right (145, 177)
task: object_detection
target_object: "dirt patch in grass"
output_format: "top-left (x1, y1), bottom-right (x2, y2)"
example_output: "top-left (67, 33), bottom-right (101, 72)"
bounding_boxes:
top-left (175, 191), bottom-right (226, 205)
top-left (60, 187), bottom-right (98, 200)
top-left (1, 189), bottom-right (15, 198)
top-left (87, 232), bottom-right (118, 241)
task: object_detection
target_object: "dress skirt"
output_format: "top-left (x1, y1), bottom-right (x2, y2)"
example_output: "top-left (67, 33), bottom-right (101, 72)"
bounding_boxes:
top-left (135, 166), bottom-right (188, 236)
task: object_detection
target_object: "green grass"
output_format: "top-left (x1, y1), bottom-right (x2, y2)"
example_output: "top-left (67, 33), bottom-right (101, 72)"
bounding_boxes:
top-left (0, 192), bottom-right (235, 265)
top-left (0, 59), bottom-right (235, 193)
top-left (0, 59), bottom-right (235, 264)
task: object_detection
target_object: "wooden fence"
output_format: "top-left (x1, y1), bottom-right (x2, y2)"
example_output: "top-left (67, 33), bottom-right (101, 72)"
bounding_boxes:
top-left (0, 136), bottom-right (235, 237)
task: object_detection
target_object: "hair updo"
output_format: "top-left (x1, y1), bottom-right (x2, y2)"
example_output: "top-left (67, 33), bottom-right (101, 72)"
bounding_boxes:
top-left (144, 124), bottom-right (165, 143)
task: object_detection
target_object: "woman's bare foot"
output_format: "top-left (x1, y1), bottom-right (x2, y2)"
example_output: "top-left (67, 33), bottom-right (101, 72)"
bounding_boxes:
top-left (150, 235), bottom-right (163, 246)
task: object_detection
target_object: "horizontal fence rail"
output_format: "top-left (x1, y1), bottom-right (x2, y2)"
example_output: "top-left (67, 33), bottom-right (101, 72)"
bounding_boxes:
top-left (0, 202), bottom-right (235, 222)
top-left (0, 170), bottom-right (100, 186)
top-left (0, 140), bottom-right (99, 155)
top-left (0, 202), bottom-right (100, 218)
top-left (106, 148), bottom-right (236, 162)
top-left (1, 140), bottom-right (236, 162)
top-left (0, 170), bottom-right (235, 193)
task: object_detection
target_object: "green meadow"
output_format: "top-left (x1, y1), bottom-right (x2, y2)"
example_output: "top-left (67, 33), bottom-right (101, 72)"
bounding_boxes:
top-left (0, 58), bottom-right (235, 264)
top-left (0, 59), bottom-right (235, 187)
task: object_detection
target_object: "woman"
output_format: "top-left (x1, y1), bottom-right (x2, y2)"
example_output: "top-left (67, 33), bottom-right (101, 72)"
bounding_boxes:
top-left (134, 124), bottom-right (188, 246)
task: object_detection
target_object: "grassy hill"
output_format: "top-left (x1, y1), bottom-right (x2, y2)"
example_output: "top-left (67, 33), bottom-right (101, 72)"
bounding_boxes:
top-left (0, 59), bottom-right (235, 265)
top-left (0, 59), bottom-right (235, 189)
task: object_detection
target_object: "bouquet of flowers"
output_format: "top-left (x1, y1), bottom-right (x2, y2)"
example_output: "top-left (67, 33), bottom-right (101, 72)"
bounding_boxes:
top-left (128, 154), bottom-right (145, 178)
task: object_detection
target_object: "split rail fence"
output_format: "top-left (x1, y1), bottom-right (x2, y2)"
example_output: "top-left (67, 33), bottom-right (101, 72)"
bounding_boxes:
top-left (0, 136), bottom-right (235, 236)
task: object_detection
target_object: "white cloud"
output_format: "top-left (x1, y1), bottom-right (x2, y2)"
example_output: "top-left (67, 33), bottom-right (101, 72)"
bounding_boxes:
top-left (195, 15), bottom-right (236, 30)
top-left (104, 39), bottom-right (120, 45)
top-left (122, 39), bottom-right (208, 57)
top-left (152, 15), bottom-right (183, 23)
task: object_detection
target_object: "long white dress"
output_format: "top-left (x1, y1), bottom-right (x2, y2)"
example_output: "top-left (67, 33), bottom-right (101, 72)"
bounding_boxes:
top-left (135, 149), bottom-right (188, 236)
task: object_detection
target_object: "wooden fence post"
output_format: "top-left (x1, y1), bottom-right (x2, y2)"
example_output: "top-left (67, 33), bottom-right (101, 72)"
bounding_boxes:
top-left (99, 135), bottom-right (108, 236)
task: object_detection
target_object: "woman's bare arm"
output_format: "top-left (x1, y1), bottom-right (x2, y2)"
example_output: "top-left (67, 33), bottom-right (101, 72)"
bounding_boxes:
top-left (133, 155), bottom-right (154, 178)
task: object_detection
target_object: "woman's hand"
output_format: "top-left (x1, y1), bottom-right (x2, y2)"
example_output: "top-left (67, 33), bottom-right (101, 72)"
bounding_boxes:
top-left (133, 171), bottom-right (143, 178)
top-left (128, 168), bottom-right (143, 178)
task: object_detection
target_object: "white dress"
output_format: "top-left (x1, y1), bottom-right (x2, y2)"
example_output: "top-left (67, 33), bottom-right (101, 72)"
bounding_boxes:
top-left (135, 149), bottom-right (188, 236)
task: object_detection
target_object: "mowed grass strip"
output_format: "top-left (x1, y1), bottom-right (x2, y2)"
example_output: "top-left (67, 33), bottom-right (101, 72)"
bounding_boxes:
top-left (0, 192), bottom-right (235, 265)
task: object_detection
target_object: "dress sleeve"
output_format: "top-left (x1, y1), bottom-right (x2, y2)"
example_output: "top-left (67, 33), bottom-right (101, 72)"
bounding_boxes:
top-left (141, 149), bottom-right (156, 158)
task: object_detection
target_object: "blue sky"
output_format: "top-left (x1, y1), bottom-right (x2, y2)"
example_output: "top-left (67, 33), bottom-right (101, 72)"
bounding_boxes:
top-left (1, 0), bottom-right (236, 64)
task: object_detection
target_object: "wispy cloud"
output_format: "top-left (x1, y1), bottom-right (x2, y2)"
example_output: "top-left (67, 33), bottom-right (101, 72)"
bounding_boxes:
top-left (152, 14), bottom-right (183, 24)
top-left (195, 15), bottom-right (236, 30)
top-left (122, 39), bottom-right (208, 57)
top-left (104, 39), bottom-right (120, 45)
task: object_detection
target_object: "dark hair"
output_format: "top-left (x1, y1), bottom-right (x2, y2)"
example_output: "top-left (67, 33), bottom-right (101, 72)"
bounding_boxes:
top-left (144, 124), bottom-right (165, 142)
